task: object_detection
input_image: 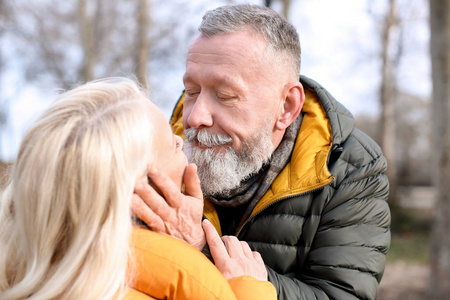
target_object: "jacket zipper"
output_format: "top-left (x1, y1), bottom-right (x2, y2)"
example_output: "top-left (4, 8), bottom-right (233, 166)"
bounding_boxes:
top-left (235, 143), bottom-right (342, 237)
top-left (235, 180), bottom-right (334, 237)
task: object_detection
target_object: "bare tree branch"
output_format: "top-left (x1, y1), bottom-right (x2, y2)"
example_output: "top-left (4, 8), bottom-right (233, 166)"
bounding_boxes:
top-left (78, 0), bottom-right (95, 82)
top-left (135, 0), bottom-right (150, 90)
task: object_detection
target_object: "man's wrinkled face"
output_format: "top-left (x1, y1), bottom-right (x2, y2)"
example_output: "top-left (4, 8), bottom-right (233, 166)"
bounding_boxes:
top-left (181, 30), bottom-right (283, 195)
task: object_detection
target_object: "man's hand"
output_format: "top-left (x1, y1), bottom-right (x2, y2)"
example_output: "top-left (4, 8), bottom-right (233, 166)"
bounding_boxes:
top-left (202, 219), bottom-right (268, 281)
top-left (132, 163), bottom-right (206, 250)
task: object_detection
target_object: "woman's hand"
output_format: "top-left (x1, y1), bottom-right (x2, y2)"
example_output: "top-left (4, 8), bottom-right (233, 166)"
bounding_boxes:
top-left (202, 219), bottom-right (268, 281)
top-left (132, 163), bottom-right (206, 251)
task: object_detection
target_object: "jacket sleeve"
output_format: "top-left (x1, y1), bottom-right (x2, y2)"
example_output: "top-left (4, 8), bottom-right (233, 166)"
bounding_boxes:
top-left (268, 131), bottom-right (391, 300)
top-left (229, 276), bottom-right (277, 300)
top-left (130, 228), bottom-right (277, 300)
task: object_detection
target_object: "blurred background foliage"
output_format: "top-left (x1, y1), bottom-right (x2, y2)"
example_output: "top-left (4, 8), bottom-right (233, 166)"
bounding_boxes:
top-left (1, 0), bottom-right (449, 299)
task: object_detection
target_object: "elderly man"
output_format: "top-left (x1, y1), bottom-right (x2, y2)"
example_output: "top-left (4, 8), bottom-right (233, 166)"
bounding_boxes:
top-left (134, 4), bottom-right (390, 300)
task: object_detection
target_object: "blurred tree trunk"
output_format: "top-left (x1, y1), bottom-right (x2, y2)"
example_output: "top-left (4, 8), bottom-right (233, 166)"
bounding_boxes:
top-left (281, 0), bottom-right (292, 20)
top-left (379, 0), bottom-right (400, 203)
top-left (135, 0), bottom-right (150, 90)
top-left (429, 0), bottom-right (450, 298)
top-left (0, 0), bottom-right (8, 159)
top-left (78, 0), bottom-right (95, 82)
top-left (0, 47), bottom-right (5, 159)
top-left (264, 0), bottom-right (292, 20)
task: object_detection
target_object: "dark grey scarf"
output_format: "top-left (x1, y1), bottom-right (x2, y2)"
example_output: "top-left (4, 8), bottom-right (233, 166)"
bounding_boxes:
top-left (207, 113), bottom-right (303, 232)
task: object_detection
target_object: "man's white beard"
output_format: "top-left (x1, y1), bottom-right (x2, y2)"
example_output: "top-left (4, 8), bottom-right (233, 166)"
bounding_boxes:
top-left (184, 123), bottom-right (274, 196)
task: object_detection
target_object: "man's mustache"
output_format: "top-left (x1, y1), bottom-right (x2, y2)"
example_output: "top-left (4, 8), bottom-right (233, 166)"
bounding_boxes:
top-left (184, 128), bottom-right (233, 147)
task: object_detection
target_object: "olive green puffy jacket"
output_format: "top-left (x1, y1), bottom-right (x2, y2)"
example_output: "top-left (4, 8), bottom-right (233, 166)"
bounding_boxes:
top-left (170, 76), bottom-right (391, 300)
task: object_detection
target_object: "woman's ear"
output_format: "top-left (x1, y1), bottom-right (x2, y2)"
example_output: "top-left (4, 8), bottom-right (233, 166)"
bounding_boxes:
top-left (275, 82), bottom-right (305, 131)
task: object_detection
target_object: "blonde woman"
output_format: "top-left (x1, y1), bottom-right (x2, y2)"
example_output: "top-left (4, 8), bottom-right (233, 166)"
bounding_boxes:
top-left (0, 78), bottom-right (276, 300)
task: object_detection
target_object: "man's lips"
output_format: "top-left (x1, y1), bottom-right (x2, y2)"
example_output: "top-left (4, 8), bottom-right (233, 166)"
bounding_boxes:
top-left (195, 141), bottom-right (209, 149)
top-left (192, 140), bottom-right (231, 149)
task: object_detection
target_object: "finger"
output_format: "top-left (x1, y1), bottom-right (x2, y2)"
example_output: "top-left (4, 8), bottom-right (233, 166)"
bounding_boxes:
top-left (202, 220), bottom-right (229, 261)
top-left (134, 181), bottom-right (172, 220)
top-left (239, 241), bottom-right (254, 258)
top-left (222, 236), bottom-right (245, 258)
top-left (131, 194), bottom-right (165, 231)
top-left (147, 166), bottom-right (184, 208)
top-left (252, 250), bottom-right (265, 265)
top-left (183, 164), bottom-right (203, 200)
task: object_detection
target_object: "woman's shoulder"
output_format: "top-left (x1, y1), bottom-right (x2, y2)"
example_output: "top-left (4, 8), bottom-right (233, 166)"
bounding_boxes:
top-left (129, 227), bottom-right (276, 300)
top-left (129, 227), bottom-right (236, 300)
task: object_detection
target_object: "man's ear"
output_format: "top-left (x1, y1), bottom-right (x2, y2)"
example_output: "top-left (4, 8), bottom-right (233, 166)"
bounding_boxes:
top-left (275, 82), bottom-right (305, 131)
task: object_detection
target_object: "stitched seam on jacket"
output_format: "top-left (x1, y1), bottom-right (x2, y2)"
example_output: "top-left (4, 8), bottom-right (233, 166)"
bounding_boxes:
top-left (338, 173), bottom-right (386, 187)
top-left (260, 212), bottom-right (308, 218)
top-left (318, 220), bottom-right (390, 231)
top-left (307, 263), bottom-right (380, 279)
top-left (349, 130), bottom-right (379, 160)
top-left (249, 241), bottom-right (300, 247)
top-left (333, 153), bottom-right (383, 169)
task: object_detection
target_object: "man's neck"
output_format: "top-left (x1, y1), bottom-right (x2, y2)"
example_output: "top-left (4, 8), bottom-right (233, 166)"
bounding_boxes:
top-left (271, 128), bottom-right (286, 151)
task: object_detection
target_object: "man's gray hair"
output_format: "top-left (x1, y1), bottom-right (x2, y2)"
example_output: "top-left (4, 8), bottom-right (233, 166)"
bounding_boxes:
top-left (199, 4), bottom-right (301, 79)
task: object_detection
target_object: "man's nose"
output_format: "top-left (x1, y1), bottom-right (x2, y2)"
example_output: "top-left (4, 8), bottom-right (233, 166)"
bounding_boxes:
top-left (185, 93), bottom-right (213, 128)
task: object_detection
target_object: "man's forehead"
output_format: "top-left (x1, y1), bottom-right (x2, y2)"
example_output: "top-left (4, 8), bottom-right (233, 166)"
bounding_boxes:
top-left (183, 67), bottom-right (244, 90)
top-left (188, 31), bottom-right (267, 60)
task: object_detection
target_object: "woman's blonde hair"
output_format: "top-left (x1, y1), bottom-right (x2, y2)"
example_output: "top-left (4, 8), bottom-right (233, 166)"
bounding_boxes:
top-left (0, 78), bottom-right (155, 299)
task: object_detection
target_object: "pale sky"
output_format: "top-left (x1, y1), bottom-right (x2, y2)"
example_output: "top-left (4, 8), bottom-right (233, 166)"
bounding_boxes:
top-left (0, 0), bottom-right (430, 161)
